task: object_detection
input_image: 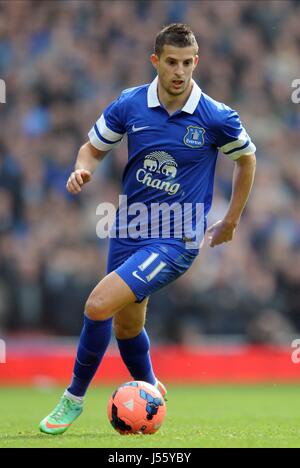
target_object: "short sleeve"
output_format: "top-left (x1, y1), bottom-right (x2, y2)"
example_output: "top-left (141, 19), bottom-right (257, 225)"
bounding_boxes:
top-left (216, 108), bottom-right (256, 160)
top-left (88, 95), bottom-right (126, 151)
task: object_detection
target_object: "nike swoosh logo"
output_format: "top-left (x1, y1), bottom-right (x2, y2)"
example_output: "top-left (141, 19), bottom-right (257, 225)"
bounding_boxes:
top-left (132, 124), bottom-right (150, 132)
top-left (45, 420), bottom-right (71, 429)
top-left (132, 270), bottom-right (148, 284)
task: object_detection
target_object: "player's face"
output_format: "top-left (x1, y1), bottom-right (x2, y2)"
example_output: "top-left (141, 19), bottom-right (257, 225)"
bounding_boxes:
top-left (151, 45), bottom-right (199, 96)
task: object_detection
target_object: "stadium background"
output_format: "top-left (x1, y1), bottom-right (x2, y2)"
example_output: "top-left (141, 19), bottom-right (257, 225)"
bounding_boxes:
top-left (0, 0), bottom-right (299, 386)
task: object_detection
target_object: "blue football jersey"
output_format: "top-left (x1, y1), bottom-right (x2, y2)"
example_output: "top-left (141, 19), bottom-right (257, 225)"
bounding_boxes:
top-left (89, 77), bottom-right (256, 247)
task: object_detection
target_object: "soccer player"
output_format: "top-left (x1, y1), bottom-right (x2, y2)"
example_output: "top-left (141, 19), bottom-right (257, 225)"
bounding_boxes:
top-left (40, 24), bottom-right (256, 434)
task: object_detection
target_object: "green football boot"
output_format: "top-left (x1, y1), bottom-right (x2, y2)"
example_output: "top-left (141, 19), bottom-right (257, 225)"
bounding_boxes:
top-left (39, 395), bottom-right (83, 435)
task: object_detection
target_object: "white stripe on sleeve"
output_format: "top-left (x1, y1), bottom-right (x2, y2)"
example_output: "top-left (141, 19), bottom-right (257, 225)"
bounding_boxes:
top-left (88, 128), bottom-right (120, 151)
top-left (219, 128), bottom-right (248, 154)
top-left (219, 128), bottom-right (256, 160)
top-left (227, 141), bottom-right (256, 160)
top-left (96, 114), bottom-right (124, 142)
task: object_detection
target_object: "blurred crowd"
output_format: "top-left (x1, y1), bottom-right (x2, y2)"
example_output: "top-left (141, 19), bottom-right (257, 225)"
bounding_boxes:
top-left (0, 0), bottom-right (299, 344)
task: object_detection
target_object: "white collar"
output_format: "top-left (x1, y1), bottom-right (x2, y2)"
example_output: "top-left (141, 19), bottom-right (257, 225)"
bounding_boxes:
top-left (147, 76), bottom-right (202, 114)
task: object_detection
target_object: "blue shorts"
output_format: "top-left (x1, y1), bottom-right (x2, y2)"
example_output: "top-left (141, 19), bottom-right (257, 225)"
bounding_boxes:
top-left (106, 239), bottom-right (198, 303)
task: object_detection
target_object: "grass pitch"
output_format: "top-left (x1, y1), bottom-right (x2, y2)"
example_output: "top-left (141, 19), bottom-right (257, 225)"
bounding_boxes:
top-left (0, 385), bottom-right (299, 448)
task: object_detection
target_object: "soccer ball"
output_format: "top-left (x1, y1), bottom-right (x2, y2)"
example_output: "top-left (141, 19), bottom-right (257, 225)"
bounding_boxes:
top-left (107, 380), bottom-right (166, 435)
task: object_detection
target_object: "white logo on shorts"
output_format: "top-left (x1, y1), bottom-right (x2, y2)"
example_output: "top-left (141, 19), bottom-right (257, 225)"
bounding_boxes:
top-left (132, 270), bottom-right (148, 284)
top-left (132, 253), bottom-right (167, 284)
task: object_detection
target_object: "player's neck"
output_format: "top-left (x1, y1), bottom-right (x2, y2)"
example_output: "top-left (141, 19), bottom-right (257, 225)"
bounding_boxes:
top-left (157, 80), bottom-right (193, 115)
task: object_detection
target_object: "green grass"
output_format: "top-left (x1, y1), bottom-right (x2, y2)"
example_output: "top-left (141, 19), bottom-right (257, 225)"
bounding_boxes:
top-left (0, 385), bottom-right (300, 448)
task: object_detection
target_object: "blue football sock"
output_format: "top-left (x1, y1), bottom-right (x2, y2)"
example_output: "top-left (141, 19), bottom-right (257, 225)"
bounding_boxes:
top-left (68, 315), bottom-right (112, 397)
top-left (117, 328), bottom-right (156, 385)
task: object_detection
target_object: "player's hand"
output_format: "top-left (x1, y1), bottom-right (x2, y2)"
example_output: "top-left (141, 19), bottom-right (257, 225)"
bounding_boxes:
top-left (66, 169), bottom-right (92, 194)
top-left (207, 219), bottom-right (237, 247)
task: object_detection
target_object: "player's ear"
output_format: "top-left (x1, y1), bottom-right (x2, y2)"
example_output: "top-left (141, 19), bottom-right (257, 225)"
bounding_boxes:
top-left (193, 55), bottom-right (199, 70)
top-left (150, 54), bottom-right (159, 70)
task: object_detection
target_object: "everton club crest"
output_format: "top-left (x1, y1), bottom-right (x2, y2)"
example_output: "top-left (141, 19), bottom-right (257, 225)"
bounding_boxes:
top-left (183, 126), bottom-right (205, 148)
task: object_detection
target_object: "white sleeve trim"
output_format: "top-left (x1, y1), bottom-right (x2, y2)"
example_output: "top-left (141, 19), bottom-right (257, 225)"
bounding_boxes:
top-left (219, 128), bottom-right (248, 153)
top-left (88, 128), bottom-right (122, 151)
top-left (96, 114), bottom-right (124, 142)
top-left (228, 141), bottom-right (256, 160)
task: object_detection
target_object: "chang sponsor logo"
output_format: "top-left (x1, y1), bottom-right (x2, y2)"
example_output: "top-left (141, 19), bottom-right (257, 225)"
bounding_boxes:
top-left (136, 151), bottom-right (180, 195)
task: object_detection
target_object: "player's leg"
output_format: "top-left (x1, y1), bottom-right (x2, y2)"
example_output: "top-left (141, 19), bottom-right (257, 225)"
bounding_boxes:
top-left (39, 272), bottom-right (137, 435)
top-left (114, 299), bottom-right (156, 384)
top-left (40, 243), bottom-right (194, 434)
top-left (84, 271), bottom-right (137, 321)
top-left (114, 300), bottom-right (167, 399)
top-left (66, 272), bottom-right (136, 394)
top-left (113, 298), bottom-right (149, 340)
top-left (109, 243), bottom-right (198, 402)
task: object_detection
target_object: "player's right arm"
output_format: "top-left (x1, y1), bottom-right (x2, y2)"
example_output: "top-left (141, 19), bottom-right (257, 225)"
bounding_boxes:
top-left (66, 142), bottom-right (109, 194)
top-left (67, 93), bottom-right (126, 195)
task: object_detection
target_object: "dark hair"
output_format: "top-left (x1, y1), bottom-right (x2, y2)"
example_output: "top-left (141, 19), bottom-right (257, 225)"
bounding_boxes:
top-left (154, 23), bottom-right (198, 56)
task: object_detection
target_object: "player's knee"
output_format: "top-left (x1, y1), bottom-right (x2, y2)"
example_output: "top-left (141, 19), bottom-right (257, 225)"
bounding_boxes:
top-left (85, 294), bottom-right (113, 321)
top-left (113, 322), bottom-right (143, 340)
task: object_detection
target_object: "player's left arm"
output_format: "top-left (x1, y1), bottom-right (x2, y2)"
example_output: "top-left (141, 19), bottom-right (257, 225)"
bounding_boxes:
top-left (208, 152), bottom-right (256, 247)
